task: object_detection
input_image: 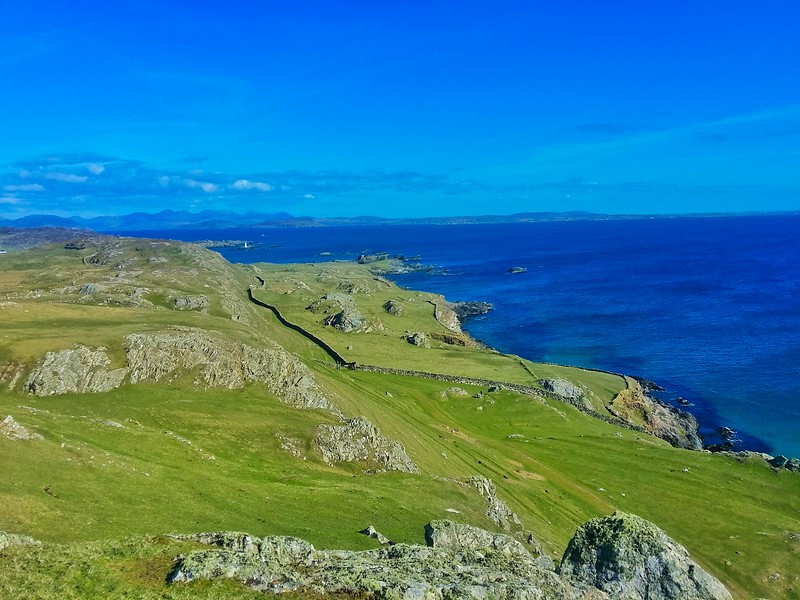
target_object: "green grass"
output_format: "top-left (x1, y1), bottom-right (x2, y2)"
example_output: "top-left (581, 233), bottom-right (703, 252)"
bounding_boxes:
top-left (1, 238), bottom-right (799, 599)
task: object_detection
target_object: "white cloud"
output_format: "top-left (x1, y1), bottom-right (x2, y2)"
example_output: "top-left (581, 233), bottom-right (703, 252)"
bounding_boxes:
top-left (185, 179), bottom-right (219, 193)
top-left (44, 172), bottom-right (88, 183)
top-left (86, 163), bottom-right (105, 175)
top-left (230, 179), bottom-right (273, 192)
top-left (4, 184), bottom-right (44, 192)
top-left (0, 195), bottom-right (21, 205)
top-left (303, 193), bottom-right (315, 199)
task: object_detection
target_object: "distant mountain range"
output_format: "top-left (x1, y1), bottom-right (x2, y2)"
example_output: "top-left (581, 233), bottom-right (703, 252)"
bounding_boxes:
top-left (1, 209), bottom-right (796, 232)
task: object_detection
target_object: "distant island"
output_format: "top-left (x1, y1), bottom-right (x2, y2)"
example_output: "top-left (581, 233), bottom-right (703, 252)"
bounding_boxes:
top-left (2, 208), bottom-right (799, 233)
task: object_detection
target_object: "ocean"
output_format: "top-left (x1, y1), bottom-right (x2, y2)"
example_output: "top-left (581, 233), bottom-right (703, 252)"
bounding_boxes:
top-left (130, 215), bottom-right (800, 457)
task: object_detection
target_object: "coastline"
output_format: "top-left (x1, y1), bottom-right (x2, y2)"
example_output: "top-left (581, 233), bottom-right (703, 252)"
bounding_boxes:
top-left (361, 255), bottom-right (797, 464)
top-left (152, 223), bottom-right (800, 462)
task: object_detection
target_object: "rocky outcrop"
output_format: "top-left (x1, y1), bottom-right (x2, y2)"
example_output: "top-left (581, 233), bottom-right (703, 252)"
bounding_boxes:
top-left (360, 525), bottom-right (392, 545)
top-left (1, 415), bottom-right (43, 441)
top-left (324, 308), bottom-right (365, 332)
top-left (539, 378), bottom-right (586, 403)
top-left (403, 331), bottom-right (429, 348)
top-left (307, 293), bottom-right (367, 332)
top-left (463, 475), bottom-right (522, 532)
top-left (313, 416), bottom-right (419, 473)
top-left (124, 328), bottom-right (332, 410)
top-left (432, 298), bottom-right (462, 333)
top-left (449, 300), bottom-right (494, 321)
top-left (559, 511), bottom-right (732, 600)
top-left (173, 295), bottom-right (209, 311)
top-left (439, 386), bottom-right (470, 398)
top-left (167, 525), bottom-right (582, 599)
top-left (608, 379), bottom-right (703, 450)
top-left (383, 299), bottom-right (403, 316)
top-left (0, 532), bottom-right (39, 551)
top-left (24, 345), bottom-right (128, 396)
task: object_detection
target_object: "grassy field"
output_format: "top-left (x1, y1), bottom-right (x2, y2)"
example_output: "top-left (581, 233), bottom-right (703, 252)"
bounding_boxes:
top-left (1, 238), bottom-right (799, 599)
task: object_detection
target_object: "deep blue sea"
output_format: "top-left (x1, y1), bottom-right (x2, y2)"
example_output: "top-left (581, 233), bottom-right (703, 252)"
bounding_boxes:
top-left (129, 215), bottom-right (800, 457)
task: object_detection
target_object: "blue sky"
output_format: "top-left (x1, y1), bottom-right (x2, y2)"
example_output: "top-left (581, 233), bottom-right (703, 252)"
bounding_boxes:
top-left (1, 1), bottom-right (798, 218)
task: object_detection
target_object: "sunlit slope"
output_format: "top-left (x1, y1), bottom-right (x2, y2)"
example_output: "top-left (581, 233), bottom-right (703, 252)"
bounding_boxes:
top-left (0, 236), bottom-right (797, 599)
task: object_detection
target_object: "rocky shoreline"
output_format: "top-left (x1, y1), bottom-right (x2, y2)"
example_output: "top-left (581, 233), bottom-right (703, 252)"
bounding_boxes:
top-left (358, 252), bottom-right (799, 469)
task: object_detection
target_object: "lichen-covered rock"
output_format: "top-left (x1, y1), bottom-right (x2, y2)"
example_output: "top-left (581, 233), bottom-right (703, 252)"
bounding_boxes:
top-left (314, 416), bottom-right (419, 473)
top-left (167, 526), bottom-right (585, 599)
top-left (1, 415), bottom-right (43, 441)
top-left (173, 295), bottom-right (209, 311)
top-left (24, 345), bottom-right (128, 396)
top-left (559, 511), bottom-right (732, 600)
top-left (404, 331), bottom-right (429, 348)
top-left (124, 328), bottom-right (333, 410)
top-left (0, 532), bottom-right (39, 551)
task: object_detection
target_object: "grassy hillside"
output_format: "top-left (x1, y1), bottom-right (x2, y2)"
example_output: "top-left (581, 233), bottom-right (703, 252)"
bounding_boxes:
top-left (1, 236), bottom-right (798, 599)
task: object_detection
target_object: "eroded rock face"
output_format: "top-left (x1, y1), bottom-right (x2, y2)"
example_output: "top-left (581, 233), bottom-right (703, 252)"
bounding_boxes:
top-left (313, 416), bottom-right (419, 473)
top-left (609, 380), bottom-right (702, 450)
top-left (124, 328), bottom-right (332, 410)
top-left (24, 346), bottom-right (128, 396)
top-left (168, 525), bottom-right (581, 599)
top-left (559, 511), bottom-right (732, 600)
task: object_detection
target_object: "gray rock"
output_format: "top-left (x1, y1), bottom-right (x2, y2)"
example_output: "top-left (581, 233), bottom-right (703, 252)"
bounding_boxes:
top-left (1, 416), bottom-right (43, 441)
top-left (360, 525), bottom-right (392, 545)
top-left (425, 520), bottom-right (536, 563)
top-left (314, 416), bottom-right (419, 473)
top-left (432, 298), bottom-right (462, 333)
top-left (78, 283), bottom-right (101, 295)
top-left (559, 511), bottom-right (732, 600)
top-left (173, 295), bottom-right (209, 311)
top-left (24, 345), bottom-right (128, 396)
top-left (404, 331), bottom-right (429, 348)
top-left (325, 308), bottom-right (365, 332)
top-left (539, 378), bottom-right (585, 401)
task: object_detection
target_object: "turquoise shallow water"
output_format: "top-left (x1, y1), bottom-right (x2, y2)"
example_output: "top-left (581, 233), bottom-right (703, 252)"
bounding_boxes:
top-left (132, 215), bottom-right (800, 457)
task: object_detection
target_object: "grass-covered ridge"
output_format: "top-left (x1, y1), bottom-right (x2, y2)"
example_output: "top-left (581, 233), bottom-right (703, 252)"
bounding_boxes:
top-left (1, 235), bottom-right (798, 599)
